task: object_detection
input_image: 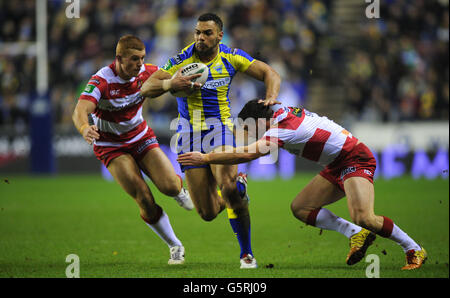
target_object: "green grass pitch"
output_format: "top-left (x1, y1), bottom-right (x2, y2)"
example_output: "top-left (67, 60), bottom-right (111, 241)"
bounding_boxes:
top-left (0, 174), bottom-right (448, 278)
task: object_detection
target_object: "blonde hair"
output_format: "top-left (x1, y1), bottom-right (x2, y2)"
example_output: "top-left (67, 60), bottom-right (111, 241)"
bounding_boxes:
top-left (116, 35), bottom-right (145, 57)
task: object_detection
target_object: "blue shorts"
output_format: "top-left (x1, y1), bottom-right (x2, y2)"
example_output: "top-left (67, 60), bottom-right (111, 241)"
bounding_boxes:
top-left (176, 124), bottom-right (236, 172)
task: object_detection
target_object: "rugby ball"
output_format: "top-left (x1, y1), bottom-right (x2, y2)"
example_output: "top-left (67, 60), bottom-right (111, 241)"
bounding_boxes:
top-left (171, 62), bottom-right (209, 97)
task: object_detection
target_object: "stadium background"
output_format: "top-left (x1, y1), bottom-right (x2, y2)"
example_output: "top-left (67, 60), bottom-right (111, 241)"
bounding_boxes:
top-left (0, 0), bottom-right (448, 279)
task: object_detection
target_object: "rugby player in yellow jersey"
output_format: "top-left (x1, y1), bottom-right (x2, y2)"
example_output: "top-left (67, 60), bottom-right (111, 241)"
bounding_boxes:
top-left (141, 13), bottom-right (281, 268)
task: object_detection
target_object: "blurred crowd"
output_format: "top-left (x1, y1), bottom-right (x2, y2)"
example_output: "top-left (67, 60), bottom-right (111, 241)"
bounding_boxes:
top-left (0, 0), bottom-right (448, 135)
top-left (344, 0), bottom-right (449, 122)
top-left (0, 0), bottom-right (328, 134)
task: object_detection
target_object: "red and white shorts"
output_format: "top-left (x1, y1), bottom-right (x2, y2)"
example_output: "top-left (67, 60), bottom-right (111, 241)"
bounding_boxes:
top-left (319, 142), bottom-right (376, 192)
top-left (93, 128), bottom-right (160, 167)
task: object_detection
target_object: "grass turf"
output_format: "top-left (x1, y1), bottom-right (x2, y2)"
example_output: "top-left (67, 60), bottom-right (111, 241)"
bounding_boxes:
top-left (0, 174), bottom-right (448, 278)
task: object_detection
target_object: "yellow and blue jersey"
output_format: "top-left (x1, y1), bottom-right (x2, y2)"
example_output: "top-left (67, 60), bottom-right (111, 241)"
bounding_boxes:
top-left (161, 42), bottom-right (255, 132)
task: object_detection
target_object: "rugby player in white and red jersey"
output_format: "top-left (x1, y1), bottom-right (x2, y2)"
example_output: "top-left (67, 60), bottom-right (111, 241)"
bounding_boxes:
top-left (72, 35), bottom-right (200, 265)
top-left (177, 99), bottom-right (427, 270)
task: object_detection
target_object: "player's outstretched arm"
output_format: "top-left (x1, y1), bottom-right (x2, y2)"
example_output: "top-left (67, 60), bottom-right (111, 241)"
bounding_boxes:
top-left (244, 60), bottom-right (281, 106)
top-left (177, 139), bottom-right (277, 165)
top-left (140, 69), bottom-right (202, 98)
top-left (72, 100), bottom-right (100, 145)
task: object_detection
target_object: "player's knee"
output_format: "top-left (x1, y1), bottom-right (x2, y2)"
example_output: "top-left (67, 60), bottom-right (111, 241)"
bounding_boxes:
top-left (290, 201), bottom-right (309, 222)
top-left (198, 209), bottom-right (218, 222)
top-left (158, 179), bottom-right (180, 197)
top-left (220, 180), bottom-right (237, 200)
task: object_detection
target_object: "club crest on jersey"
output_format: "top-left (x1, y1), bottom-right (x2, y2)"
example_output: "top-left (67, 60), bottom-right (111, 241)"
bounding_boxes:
top-left (213, 64), bottom-right (223, 74)
top-left (110, 89), bottom-right (120, 96)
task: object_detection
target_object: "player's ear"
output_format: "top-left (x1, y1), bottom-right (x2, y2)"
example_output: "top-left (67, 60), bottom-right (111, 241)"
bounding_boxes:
top-left (218, 31), bottom-right (224, 41)
top-left (116, 55), bottom-right (122, 63)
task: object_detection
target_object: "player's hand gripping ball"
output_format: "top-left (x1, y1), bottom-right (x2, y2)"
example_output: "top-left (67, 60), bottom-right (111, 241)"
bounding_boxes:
top-left (171, 62), bottom-right (209, 97)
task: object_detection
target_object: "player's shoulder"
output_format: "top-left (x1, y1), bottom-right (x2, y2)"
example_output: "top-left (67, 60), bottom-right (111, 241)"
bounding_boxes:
top-left (162, 43), bottom-right (196, 72)
top-left (272, 106), bottom-right (305, 127)
top-left (272, 107), bottom-right (290, 122)
top-left (144, 63), bottom-right (159, 74)
top-left (220, 44), bottom-right (253, 59)
top-left (174, 42), bottom-right (196, 63)
top-left (92, 64), bottom-right (116, 82)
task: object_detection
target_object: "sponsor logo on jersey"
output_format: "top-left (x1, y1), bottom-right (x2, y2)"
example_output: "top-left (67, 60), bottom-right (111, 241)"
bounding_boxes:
top-left (136, 137), bottom-right (158, 154)
top-left (84, 84), bottom-right (95, 93)
top-left (174, 54), bottom-right (183, 65)
top-left (88, 79), bottom-right (100, 85)
top-left (110, 89), bottom-right (120, 96)
top-left (291, 107), bottom-right (303, 117)
top-left (202, 77), bottom-right (231, 89)
top-left (340, 166), bottom-right (356, 179)
top-left (162, 60), bottom-right (173, 71)
top-left (364, 169), bottom-right (373, 176)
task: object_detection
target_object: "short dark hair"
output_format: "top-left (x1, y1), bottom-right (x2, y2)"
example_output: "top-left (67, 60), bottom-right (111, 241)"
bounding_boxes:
top-left (198, 13), bottom-right (223, 31)
top-left (238, 99), bottom-right (274, 121)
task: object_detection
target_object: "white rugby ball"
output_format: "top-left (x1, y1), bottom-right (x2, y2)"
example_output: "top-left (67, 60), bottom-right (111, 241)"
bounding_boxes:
top-left (171, 62), bottom-right (209, 97)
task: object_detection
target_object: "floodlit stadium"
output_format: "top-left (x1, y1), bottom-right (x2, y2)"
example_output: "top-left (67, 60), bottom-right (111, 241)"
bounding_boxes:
top-left (0, 0), bottom-right (448, 282)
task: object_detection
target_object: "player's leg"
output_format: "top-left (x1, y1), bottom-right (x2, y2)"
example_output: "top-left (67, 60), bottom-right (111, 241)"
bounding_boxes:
top-left (290, 174), bottom-right (361, 236)
top-left (210, 162), bottom-right (256, 268)
top-left (107, 154), bottom-right (185, 264)
top-left (344, 176), bottom-right (426, 269)
top-left (138, 146), bottom-right (193, 210)
top-left (290, 174), bottom-right (376, 265)
top-left (184, 167), bottom-right (226, 220)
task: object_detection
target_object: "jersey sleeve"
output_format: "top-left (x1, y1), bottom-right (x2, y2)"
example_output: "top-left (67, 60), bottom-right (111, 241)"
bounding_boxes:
top-left (78, 75), bottom-right (107, 105)
top-left (228, 48), bottom-right (255, 73)
top-left (160, 47), bottom-right (190, 76)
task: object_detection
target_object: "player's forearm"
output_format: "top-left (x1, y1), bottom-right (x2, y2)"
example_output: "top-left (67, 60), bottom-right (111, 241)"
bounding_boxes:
top-left (206, 150), bottom-right (261, 165)
top-left (263, 68), bottom-right (281, 101)
top-left (72, 107), bottom-right (90, 135)
top-left (140, 77), bottom-right (171, 98)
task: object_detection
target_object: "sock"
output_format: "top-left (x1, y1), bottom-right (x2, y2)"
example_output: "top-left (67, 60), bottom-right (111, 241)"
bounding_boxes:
top-left (227, 208), bottom-right (253, 258)
top-left (378, 216), bottom-right (421, 252)
top-left (219, 188), bottom-right (253, 259)
top-left (141, 207), bottom-right (182, 248)
top-left (173, 174), bottom-right (184, 199)
top-left (307, 208), bottom-right (362, 238)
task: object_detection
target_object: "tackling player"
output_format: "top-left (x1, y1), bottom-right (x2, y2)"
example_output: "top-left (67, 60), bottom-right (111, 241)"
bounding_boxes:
top-left (177, 99), bottom-right (427, 270)
top-left (72, 35), bottom-right (196, 265)
top-left (140, 13), bottom-right (281, 268)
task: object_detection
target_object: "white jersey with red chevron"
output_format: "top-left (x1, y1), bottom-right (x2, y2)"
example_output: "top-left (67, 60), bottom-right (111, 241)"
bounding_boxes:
top-left (263, 107), bottom-right (358, 166)
top-left (78, 62), bottom-right (158, 147)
